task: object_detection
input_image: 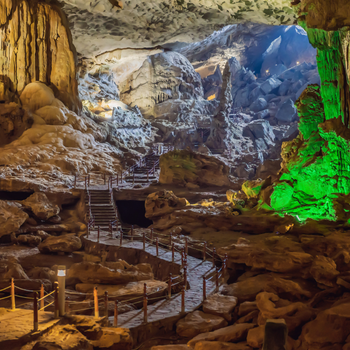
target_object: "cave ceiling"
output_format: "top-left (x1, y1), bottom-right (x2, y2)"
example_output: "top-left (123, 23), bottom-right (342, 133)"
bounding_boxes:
top-left (58, 0), bottom-right (297, 57)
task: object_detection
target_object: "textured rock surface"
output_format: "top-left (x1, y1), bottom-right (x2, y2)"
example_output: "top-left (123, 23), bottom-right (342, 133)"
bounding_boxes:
top-left (38, 235), bottom-right (82, 254)
top-left (22, 193), bottom-right (60, 221)
top-left (176, 311), bottom-right (228, 338)
top-left (202, 294), bottom-right (238, 321)
top-left (0, 1), bottom-right (80, 111)
top-left (0, 200), bottom-right (28, 238)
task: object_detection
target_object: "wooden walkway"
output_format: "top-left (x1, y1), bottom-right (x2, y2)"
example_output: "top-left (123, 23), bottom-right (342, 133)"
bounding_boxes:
top-left (85, 231), bottom-right (216, 342)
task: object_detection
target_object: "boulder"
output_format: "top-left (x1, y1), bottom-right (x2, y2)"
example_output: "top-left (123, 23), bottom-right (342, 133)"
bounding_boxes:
top-left (248, 87), bottom-right (264, 105)
top-left (67, 262), bottom-right (153, 285)
top-left (245, 120), bottom-right (275, 144)
top-left (278, 80), bottom-right (293, 96)
top-left (145, 190), bottom-right (188, 219)
top-left (309, 255), bottom-right (339, 287)
top-left (202, 294), bottom-right (238, 321)
top-left (34, 230), bottom-right (51, 240)
top-left (250, 98), bottom-right (268, 112)
top-left (17, 234), bottom-right (42, 246)
top-left (247, 326), bottom-right (264, 348)
top-left (260, 77), bottom-right (282, 94)
top-left (0, 200), bottom-right (28, 238)
top-left (275, 99), bottom-right (297, 122)
top-left (91, 327), bottom-right (132, 350)
top-left (76, 280), bottom-right (167, 299)
top-left (159, 149), bottom-right (231, 188)
top-left (188, 324), bottom-right (255, 348)
top-left (238, 301), bottom-right (258, 316)
top-left (22, 192), bottom-right (60, 221)
top-left (35, 106), bottom-right (68, 125)
top-left (20, 82), bottom-right (55, 112)
top-left (38, 234), bottom-right (82, 254)
top-left (27, 267), bottom-right (56, 284)
top-left (176, 311), bottom-right (227, 338)
top-left (0, 258), bottom-right (29, 280)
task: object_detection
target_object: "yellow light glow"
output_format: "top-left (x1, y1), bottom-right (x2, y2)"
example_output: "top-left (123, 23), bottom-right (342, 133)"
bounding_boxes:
top-left (297, 61), bottom-right (300, 65)
top-left (266, 70), bottom-right (269, 73)
top-left (207, 94), bottom-right (216, 101)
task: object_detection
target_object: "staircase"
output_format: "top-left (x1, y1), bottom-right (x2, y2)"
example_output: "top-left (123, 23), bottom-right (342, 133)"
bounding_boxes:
top-left (124, 153), bottom-right (160, 185)
top-left (85, 190), bottom-right (118, 228)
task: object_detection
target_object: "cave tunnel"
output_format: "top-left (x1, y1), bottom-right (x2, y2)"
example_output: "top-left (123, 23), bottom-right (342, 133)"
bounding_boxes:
top-left (0, 191), bottom-right (34, 200)
top-left (115, 200), bottom-right (153, 228)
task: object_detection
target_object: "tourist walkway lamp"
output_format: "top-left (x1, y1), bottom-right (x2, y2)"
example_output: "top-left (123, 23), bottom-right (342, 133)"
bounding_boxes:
top-left (57, 265), bottom-right (66, 316)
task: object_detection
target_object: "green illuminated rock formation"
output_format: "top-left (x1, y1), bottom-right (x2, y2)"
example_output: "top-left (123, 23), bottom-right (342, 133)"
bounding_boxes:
top-left (260, 24), bottom-right (350, 223)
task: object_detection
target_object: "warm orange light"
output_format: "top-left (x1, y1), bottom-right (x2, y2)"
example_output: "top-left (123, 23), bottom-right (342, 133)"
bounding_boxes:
top-left (207, 94), bottom-right (216, 101)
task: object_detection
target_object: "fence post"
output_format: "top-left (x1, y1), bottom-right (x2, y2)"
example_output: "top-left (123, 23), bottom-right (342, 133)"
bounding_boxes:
top-left (104, 173), bottom-right (106, 185)
top-left (150, 228), bottom-right (153, 241)
top-left (181, 286), bottom-right (185, 314)
top-left (94, 287), bottom-right (99, 318)
top-left (11, 278), bottom-right (15, 310)
top-left (40, 283), bottom-right (44, 310)
top-left (54, 282), bottom-right (59, 319)
top-left (181, 249), bottom-right (184, 267)
top-left (114, 300), bottom-right (118, 326)
top-left (131, 225), bottom-right (134, 242)
top-left (104, 291), bottom-right (108, 318)
top-left (172, 243), bottom-right (175, 263)
top-left (74, 174), bottom-right (77, 188)
top-left (33, 292), bottom-right (38, 332)
top-left (223, 254), bottom-right (228, 282)
top-left (212, 247), bottom-right (216, 268)
top-left (156, 237), bottom-right (159, 256)
top-left (215, 267), bottom-right (219, 292)
top-left (143, 232), bottom-right (146, 250)
top-left (97, 226), bottom-right (100, 243)
top-left (147, 172), bottom-right (149, 182)
top-left (143, 283), bottom-right (148, 323)
top-left (109, 221), bottom-right (112, 236)
top-left (185, 237), bottom-right (188, 255)
top-left (121, 172), bottom-right (123, 183)
top-left (120, 230), bottom-right (123, 247)
top-left (170, 233), bottom-right (172, 246)
top-left (88, 174), bottom-right (91, 187)
top-left (168, 273), bottom-right (172, 299)
top-left (184, 266), bottom-right (187, 291)
top-left (203, 242), bottom-right (207, 261)
top-left (133, 172), bottom-right (135, 186)
top-left (203, 276), bottom-right (206, 301)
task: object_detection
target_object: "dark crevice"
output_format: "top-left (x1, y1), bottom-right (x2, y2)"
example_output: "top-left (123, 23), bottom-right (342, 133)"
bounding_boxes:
top-left (116, 200), bottom-right (153, 228)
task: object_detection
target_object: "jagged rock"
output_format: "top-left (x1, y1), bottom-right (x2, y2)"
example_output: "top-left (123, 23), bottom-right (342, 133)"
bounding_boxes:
top-left (17, 234), bottom-right (42, 247)
top-left (145, 190), bottom-right (188, 219)
top-left (67, 262), bottom-right (153, 285)
top-left (187, 324), bottom-right (255, 348)
top-left (159, 149), bottom-right (231, 188)
top-left (260, 77), bottom-right (282, 94)
top-left (256, 292), bottom-right (315, 331)
top-left (38, 234), bottom-right (82, 254)
top-left (176, 311), bottom-right (228, 338)
top-left (22, 193), bottom-right (60, 221)
top-left (309, 256), bottom-right (340, 287)
top-left (246, 326), bottom-right (264, 349)
top-left (219, 273), bottom-right (314, 302)
top-left (202, 294), bottom-right (238, 321)
top-left (76, 280), bottom-right (167, 298)
top-left (250, 98), bottom-right (268, 112)
top-left (244, 120), bottom-right (275, 145)
top-left (275, 98), bottom-right (298, 122)
top-left (0, 200), bottom-right (28, 238)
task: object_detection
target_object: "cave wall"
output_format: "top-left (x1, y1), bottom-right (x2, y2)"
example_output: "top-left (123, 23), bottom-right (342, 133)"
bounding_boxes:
top-left (0, 0), bottom-right (81, 112)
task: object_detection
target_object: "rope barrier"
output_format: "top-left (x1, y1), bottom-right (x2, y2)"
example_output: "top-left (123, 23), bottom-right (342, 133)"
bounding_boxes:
top-left (0, 295), bottom-right (11, 301)
top-left (14, 294), bottom-right (35, 299)
top-left (0, 286), bottom-right (11, 292)
top-left (39, 301), bottom-right (54, 311)
top-left (15, 286), bottom-right (40, 293)
top-left (38, 290), bottom-right (55, 301)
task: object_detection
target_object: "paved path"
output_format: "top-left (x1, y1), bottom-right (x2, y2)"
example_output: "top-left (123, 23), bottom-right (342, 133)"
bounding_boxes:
top-left (85, 230), bottom-right (216, 331)
top-left (0, 309), bottom-right (59, 347)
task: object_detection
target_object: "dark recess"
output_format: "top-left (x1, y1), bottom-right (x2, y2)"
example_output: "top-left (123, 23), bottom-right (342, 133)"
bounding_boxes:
top-left (0, 191), bottom-right (34, 200)
top-left (116, 200), bottom-right (153, 228)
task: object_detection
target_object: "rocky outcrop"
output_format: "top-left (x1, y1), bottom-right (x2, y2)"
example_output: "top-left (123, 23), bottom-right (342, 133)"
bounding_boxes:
top-left (38, 235), bottom-right (82, 254)
top-left (0, 200), bottom-right (28, 238)
top-left (0, 0), bottom-right (80, 112)
top-left (22, 193), bottom-right (60, 221)
top-left (159, 149), bottom-right (231, 189)
top-left (202, 294), bottom-right (238, 322)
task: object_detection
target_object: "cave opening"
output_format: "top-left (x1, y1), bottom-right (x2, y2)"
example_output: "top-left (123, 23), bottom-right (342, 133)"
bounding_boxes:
top-left (0, 191), bottom-right (34, 200)
top-left (116, 200), bottom-right (153, 228)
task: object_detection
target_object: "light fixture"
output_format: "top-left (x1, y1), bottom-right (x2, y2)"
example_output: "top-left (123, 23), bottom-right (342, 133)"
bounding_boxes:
top-left (57, 265), bottom-right (66, 316)
top-left (57, 266), bottom-right (66, 276)
top-left (297, 61), bottom-right (300, 65)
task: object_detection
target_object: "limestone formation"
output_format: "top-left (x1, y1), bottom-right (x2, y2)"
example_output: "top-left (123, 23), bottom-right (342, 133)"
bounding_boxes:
top-left (0, 200), bottom-right (28, 238)
top-left (22, 192), bottom-right (60, 221)
top-left (202, 294), bottom-right (238, 321)
top-left (38, 235), bottom-right (82, 254)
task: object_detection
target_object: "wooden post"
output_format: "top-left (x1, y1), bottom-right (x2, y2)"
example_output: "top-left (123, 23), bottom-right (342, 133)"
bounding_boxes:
top-left (143, 283), bottom-right (148, 323)
top-left (54, 282), bottom-right (59, 319)
top-left (40, 283), bottom-right (44, 310)
top-left (181, 249), bottom-right (184, 267)
top-left (114, 300), bottom-right (118, 326)
top-left (212, 247), bottom-right (216, 267)
top-left (97, 226), bottom-right (100, 243)
top-left (133, 172), bottom-right (135, 185)
top-left (185, 237), bottom-right (188, 255)
top-left (131, 225), bottom-right (133, 242)
top-left (147, 172), bottom-right (149, 182)
top-left (181, 286), bottom-right (185, 314)
top-left (203, 242), bottom-right (207, 261)
top-left (184, 266), bottom-right (187, 291)
top-left (168, 273), bottom-right (172, 299)
top-left (74, 174), bottom-right (77, 188)
top-left (215, 267), bottom-right (219, 291)
top-left (203, 276), bottom-right (206, 301)
top-left (94, 287), bottom-right (99, 318)
top-left (120, 230), bottom-right (123, 247)
top-left (156, 237), bottom-right (159, 256)
top-left (33, 292), bottom-right (38, 332)
top-left (104, 291), bottom-right (108, 318)
top-left (223, 254), bottom-right (228, 282)
top-left (170, 233), bottom-right (172, 246)
top-left (85, 177), bottom-right (87, 189)
top-left (150, 228), bottom-right (153, 241)
top-left (117, 174), bottom-right (119, 187)
top-left (88, 174), bottom-right (91, 187)
top-left (121, 172), bottom-right (123, 183)
top-left (109, 221), bottom-right (112, 235)
top-left (11, 278), bottom-right (15, 310)
top-left (172, 243), bottom-right (175, 263)
top-left (143, 232), bottom-right (146, 250)
top-left (104, 173), bottom-right (106, 185)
